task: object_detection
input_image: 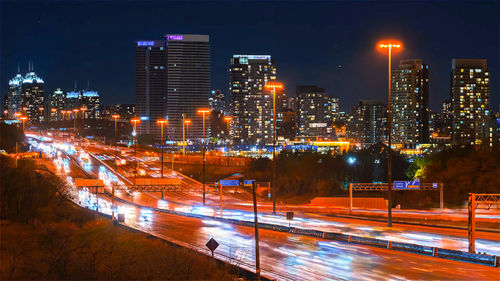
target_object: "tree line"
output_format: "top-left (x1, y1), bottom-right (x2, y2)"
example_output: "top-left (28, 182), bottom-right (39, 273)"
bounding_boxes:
top-left (0, 157), bottom-right (235, 280)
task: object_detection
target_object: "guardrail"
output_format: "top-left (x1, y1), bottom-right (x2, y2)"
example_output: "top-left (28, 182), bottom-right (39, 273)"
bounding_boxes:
top-left (105, 193), bottom-right (499, 267)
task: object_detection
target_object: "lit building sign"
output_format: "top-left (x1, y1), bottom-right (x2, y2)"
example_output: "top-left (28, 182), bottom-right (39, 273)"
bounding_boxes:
top-left (166, 35), bottom-right (183, 40)
top-left (137, 41), bottom-right (155, 46)
top-left (140, 116), bottom-right (149, 121)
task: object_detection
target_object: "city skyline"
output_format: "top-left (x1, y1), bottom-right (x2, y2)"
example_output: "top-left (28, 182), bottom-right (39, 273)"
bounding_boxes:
top-left (1, 1), bottom-right (499, 112)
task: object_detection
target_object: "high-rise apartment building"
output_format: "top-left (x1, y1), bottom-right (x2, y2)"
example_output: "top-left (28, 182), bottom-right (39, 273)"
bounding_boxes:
top-left (209, 89), bottom-right (226, 113)
top-left (49, 88), bottom-right (65, 121)
top-left (391, 59), bottom-right (429, 146)
top-left (135, 35), bottom-right (210, 141)
top-left (346, 100), bottom-right (387, 144)
top-left (81, 90), bottom-right (100, 119)
top-left (229, 55), bottom-right (276, 145)
top-left (451, 59), bottom-right (490, 146)
top-left (6, 73), bottom-right (24, 118)
top-left (20, 71), bottom-right (45, 123)
top-left (296, 86), bottom-right (335, 138)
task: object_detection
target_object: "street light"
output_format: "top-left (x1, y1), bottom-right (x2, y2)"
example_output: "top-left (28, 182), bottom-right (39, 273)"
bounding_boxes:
top-left (264, 81), bottom-right (284, 215)
top-left (80, 107), bottom-right (87, 137)
top-left (130, 117), bottom-right (141, 187)
top-left (19, 116), bottom-right (28, 131)
top-left (224, 116), bottom-right (232, 166)
top-left (112, 114), bottom-right (120, 172)
top-left (184, 119), bottom-right (191, 157)
top-left (197, 108), bottom-right (210, 206)
top-left (157, 119), bottom-right (168, 178)
top-left (377, 40), bottom-right (402, 227)
top-left (72, 108), bottom-right (79, 134)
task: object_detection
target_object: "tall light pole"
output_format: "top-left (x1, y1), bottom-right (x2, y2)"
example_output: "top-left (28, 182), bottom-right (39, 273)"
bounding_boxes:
top-left (198, 108), bottom-right (210, 206)
top-left (112, 114), bottom-right (120, 172)
top-left (72, 108), bottom-right (79, 141)
top-left (157, 119), bottom-right (168, 178)
top-left (182, 114), bottom-right (186, 156)
top-left (111, 114), bottom-right (120, 221)
top-left (377, 40), bottom-right (402, 227)
top-left (130, 117), bottom-right (141, 187)
top-left (224, 116), bottom-right (232, 166)
top-left (20, 116), bottom-right (28, 132)
top-left (184, 119), bottom-right (191, 159)
top-left (80, 107), bottom-right (87, 138)
top-left (264, 81), bottom-right (284, 215)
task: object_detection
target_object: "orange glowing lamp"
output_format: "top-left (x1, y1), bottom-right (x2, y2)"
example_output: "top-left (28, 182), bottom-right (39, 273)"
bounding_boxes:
top-left (156, 119), bottom-right (168, 125)
top-left (51, 108), bottom-right (57, 113)
top-left (112, 114), bottom-right (120, 119)
top-left (184, 119), bottom-right (192, 125)
top-left (14, 112), bottom-right (22, 118)
top-left (265, 81), bottom-right (284, 91)
top-left (377, 40), bottom-right (403, 52)
top-left (197, 108), bottom-right (210, 115)
top-left (130, 117), bottom-right (141, 125)
top-left (223, 116), bottom-right (233, 122)
top-left (19, 116), bottom-right (28, 121)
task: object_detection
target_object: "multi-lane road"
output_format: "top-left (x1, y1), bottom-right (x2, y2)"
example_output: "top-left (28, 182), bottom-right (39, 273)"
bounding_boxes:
top-left (29, 134), bottom-right (500, 280)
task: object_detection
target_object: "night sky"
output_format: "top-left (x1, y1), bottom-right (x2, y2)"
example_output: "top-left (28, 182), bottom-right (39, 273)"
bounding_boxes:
top-left (1, 1), bottom-right (499, 112)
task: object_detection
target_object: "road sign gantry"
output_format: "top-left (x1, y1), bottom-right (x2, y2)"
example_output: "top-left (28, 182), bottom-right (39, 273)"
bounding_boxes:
top-left (349, 182), bottom-right (444, 211)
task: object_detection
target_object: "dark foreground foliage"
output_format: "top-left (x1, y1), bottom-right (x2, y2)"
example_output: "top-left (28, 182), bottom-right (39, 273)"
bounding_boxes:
top-left (0, 157), bottom-right (235, 280)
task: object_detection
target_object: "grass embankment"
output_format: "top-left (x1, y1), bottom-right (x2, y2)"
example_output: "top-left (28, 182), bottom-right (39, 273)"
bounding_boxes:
top-left (0, 157), bottom-right (236, 280)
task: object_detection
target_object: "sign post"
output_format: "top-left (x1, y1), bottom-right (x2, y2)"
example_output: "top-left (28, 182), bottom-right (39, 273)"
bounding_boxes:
top-left (205, 238), bottom-right (219, 260)
top-left (286, 211), bottom-right (294, 227)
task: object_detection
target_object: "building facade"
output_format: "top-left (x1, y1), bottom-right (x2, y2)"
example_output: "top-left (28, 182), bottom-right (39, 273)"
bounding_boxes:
top-left (20, 71), bottom-right (45, 123)
top-left (209, 89), bottom-right (226, 113)
top-left (451, 59), bottom-right (490, 146)
top-left (229, 55), bottom-right (277, 145)
top-left (391, 59), bottom-right (430, 146)
top-left (296, 86), bottom-right (335, 139)
top-left (49, 88), bottom-right (66, 121)
top-left (81, 90), bottom-right (100, 119)
top-left (346, 100), bottom-right (387, 144)
top-left (135, 35), bottom-right (210, 142)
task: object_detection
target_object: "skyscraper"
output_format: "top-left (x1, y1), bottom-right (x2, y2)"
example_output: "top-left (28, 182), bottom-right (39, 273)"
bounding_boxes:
top-left (81, 90), bottom-right (100, 119)
top-left (451, 59), bottom-right (490, 146)
top-left (209, 90), bottom-right (226, 113)
top-left (135, 34), bottom-right (210, 141)
top-left (6, 73), bottom-right (23, 118)
top-left (346, 100), bottom-right (387, 144)
top-left (391, 59), bottom-right (430, 146)
top-left (296, 86), bottom-right (335, 139)
top-left (229, 55), bottom-right (276, 145)
top-left (49, 88), bottom-right (65, 121)
top-left (20, 71), bottom-right (45, 123)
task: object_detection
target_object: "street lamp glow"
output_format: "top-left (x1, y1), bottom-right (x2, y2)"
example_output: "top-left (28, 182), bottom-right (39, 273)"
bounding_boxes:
top-left (112, 114), bottom-right (120, 119)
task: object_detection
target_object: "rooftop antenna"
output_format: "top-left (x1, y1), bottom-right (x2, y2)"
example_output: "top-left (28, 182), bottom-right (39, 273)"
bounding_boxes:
top-left (74, 80), bottom-right (77, 90)
top-left (87, 80), bottom-right (90, 89)
top-left (17, 63), bottom-right (20, 73)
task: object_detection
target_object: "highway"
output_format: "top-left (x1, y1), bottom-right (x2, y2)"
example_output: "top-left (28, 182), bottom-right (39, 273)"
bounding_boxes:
top-left (75, 139), bottom-right (500, 256)
top-left (28, 135), bottom-right (500, 280)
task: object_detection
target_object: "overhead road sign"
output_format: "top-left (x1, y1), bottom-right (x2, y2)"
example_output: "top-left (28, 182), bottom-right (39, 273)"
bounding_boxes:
top-left (393, 179), bottom-right (420, 190)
